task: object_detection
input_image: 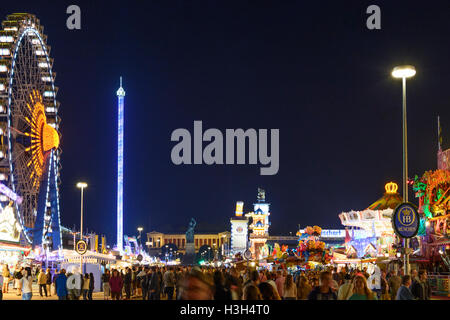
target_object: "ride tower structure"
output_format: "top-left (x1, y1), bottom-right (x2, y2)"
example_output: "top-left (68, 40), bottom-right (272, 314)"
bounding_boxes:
top-left (116, 77), bottom-right (125, 253)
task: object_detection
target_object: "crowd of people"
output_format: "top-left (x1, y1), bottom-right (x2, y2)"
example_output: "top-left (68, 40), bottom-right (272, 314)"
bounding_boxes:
top-left (0, 263), bottom-right (433, 301)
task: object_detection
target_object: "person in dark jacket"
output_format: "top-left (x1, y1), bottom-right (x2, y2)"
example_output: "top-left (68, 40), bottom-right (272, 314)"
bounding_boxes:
top-left (213, 270), bottom-right (231, 300)
top-left (139, 267), bottom-right (150, 300)
top-left (149, 267), bottom-right (161, 300)
top-left (55, 269), bottom-right (68, 300)
top-left (396, 275), bottom-right (415, 300)
top-left (307, 271), bottom-right (337, 300)
top-left (124, 268), bottom-right (132, 300)
top-left (88, 273), bottom-right (95, 300)
top-left (411, 270), bottom-right (431, 300)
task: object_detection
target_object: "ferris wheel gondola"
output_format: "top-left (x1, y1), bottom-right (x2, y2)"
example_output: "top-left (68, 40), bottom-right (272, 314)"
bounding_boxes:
top-left (0, 13), bottom-right (62, 249)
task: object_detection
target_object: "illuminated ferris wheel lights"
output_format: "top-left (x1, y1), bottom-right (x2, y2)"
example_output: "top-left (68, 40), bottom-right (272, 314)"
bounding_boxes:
top-left (0, 65), bottom-right (8, 72)
top-left (35, 49), bottom-right (45, 56)
top-left (41, 76), bottom-right (52, 82)
top-left (0, 36), bottom-right (14, 43)
top-left (0, 83), bottom-right (5, 91)
top-left (38, 62), bottom-right (49, 68)
top-left (0, 173), bottom-right (6, 180)
top-left (4, 27), bottom-right (18, 32)
top-left (43, 91), bottom-right (54, 97)
top-left (0, 48), bottom-right (10, 56)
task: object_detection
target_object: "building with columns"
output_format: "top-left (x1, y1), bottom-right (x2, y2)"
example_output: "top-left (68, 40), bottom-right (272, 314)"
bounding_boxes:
top-left (146, 231), bottom-right (231, 255)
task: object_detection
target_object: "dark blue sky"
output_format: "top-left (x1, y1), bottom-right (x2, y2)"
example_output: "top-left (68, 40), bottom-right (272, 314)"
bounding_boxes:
top-left (2, 1), bottom-right (450, 244)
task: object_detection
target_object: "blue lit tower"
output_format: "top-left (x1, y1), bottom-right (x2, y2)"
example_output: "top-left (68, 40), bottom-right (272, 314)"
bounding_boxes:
top-left (116, 77), bottom-right (125, 252)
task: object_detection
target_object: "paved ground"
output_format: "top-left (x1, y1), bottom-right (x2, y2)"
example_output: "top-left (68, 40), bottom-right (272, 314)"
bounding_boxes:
top-left (2, 283), bottom-right (448, 300)
top-left (1, 283), bottom-right (156, 300)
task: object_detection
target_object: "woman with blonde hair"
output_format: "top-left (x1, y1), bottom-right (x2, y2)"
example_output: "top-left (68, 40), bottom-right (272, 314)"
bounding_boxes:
top-left (348, 274), bottom-right (377, 300)
top-left (283, 274), bottom-right (297, 300)
top-left (296, 275), bottom-right (312, 300)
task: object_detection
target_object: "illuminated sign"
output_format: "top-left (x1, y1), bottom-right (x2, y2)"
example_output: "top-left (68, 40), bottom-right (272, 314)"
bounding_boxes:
top-left (75, 240), bottom-right (88, 255)
top-left (235, 201), bottom-right (244, 216)
top-left (231, 220), bottom-right (248, 254)
top-left (0, 183), bottom-right (23, 204)
top-left (392, 203), bottom-right (419, 238)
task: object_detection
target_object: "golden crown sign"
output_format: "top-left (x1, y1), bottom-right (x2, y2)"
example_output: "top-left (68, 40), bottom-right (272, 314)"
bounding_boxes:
top-left (385, 182), bottom-right (398, 194)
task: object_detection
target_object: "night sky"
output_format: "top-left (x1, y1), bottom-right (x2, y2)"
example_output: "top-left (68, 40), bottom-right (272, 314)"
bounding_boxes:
top-left (2, 1), bottom-right (450, 244)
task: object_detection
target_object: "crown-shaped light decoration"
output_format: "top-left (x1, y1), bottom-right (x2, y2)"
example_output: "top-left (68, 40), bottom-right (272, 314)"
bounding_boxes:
top-left (385, 182), bottom-right (398, 194)
top-left (402, 208), bottom-right (412, 216)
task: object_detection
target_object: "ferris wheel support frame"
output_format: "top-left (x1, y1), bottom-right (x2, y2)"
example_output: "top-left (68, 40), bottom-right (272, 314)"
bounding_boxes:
top-left (0, 13), bottom-right (62, 250)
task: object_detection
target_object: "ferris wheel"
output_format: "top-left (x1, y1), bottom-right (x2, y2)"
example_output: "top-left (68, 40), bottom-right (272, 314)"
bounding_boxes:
top-left (0, 13), bottom-right (62, 249)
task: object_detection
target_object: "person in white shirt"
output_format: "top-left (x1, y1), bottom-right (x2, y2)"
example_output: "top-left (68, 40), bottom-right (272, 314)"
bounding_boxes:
top-left (338, 274), bottom-right (353, 300)
top-left (21, 267), bottom-right (33, 300)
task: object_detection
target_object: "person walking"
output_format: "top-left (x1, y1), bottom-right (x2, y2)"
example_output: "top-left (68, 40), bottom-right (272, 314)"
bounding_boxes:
top-left (348, 274), bottom-right (377, 300)
top-left (14, 267), bottom-right (23, 296)
top-left (124, 268), bottom-right (132, 300)
top-left (102, 270), bottom-right (111, 300)
top-left (88, 273), bottom-right (94, 300)
top-left (282, 274), bottom-right (297, 300)
top-left (38, 268), bottom-right (48, 297)
top-left (337, 274), bottom-right (353, 300)
top-left (2, 264), bottom-right (10, 293)
top-left (411, 270), bottom-right (431, 300)
top-left (137, 267), bottom-right (147, 299)
top-left (82, 273), bottom-right (90, 300)
top-left (163, 267), bottom-right (176, 300)
top-left (0, 270), bottom-right (3, 300)
top-left (388, 270), bottom-right (402, 300)
top-left (296, 275), bottom-right (312, 300)
top-left (380, 270), bottom-right (390, 300)
top-left (149, 267), bottom-right (161, 300)
top-left (307, 271), bottom-right (337, 300)
top-left (21, 267), bottom-right (33, 300)
top-left (45, 269), bottom-right (52, 297)
top-left (109, 269), bottom-right (123, 300)
top-left (275, 270), bottom-right (285, 298)
top-left (396, 275), bottom-right (415, 300)
top-left (213, 270), bottom-right (231, 300)
top-left (55, 269), bottom-right (68, 300)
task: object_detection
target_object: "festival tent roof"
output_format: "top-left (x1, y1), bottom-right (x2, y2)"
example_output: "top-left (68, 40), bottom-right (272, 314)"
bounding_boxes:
top-left (367, 190), bottom-right (402, 210)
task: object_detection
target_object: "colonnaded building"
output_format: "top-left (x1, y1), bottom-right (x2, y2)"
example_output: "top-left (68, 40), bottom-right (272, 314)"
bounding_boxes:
top-left (146, 231), bottom-right (231, 255)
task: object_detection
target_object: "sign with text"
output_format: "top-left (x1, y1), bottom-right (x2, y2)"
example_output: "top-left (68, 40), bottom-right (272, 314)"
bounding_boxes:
top-left (392, 203), bottom-right (419, 238)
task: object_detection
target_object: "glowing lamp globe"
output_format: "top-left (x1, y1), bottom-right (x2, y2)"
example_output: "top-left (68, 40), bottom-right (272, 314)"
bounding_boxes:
top-left (392, 65), bottom-right (416, 79)
top-left (76, 182), bottom-right (88, 189)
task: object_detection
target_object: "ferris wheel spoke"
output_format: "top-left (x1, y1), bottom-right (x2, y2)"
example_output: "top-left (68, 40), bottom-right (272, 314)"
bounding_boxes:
top-left (0, 14), bottom-right (61, 247)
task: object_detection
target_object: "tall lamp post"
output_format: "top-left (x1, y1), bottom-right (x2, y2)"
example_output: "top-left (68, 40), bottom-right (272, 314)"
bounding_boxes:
top-left (76, 182), bottom-right (88, 273)
top-left (137, 227), bottom-right (143, 253)
top-left (392, 65), bottom-right (416, 275)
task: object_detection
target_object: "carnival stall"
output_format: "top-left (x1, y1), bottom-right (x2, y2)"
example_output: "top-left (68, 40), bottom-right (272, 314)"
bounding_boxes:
top-left (338, 182), bottom-right (403, 263)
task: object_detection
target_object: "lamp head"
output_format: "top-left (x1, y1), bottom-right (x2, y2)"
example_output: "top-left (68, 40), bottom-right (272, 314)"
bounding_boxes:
top-left (76, 182), bottom-right (88, 189)
top-left (392, 65), bottom-right (416, 79)
top-left (137, 227), bottom-right (143, 232)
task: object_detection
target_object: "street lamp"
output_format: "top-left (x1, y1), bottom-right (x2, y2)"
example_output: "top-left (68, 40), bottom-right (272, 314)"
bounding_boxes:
top-left (76, 182), bottom-right (88, 272)
top-left (392, 65), bottom-right (416, 276)
top-left (137, 227), bottom-right (143, 252)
